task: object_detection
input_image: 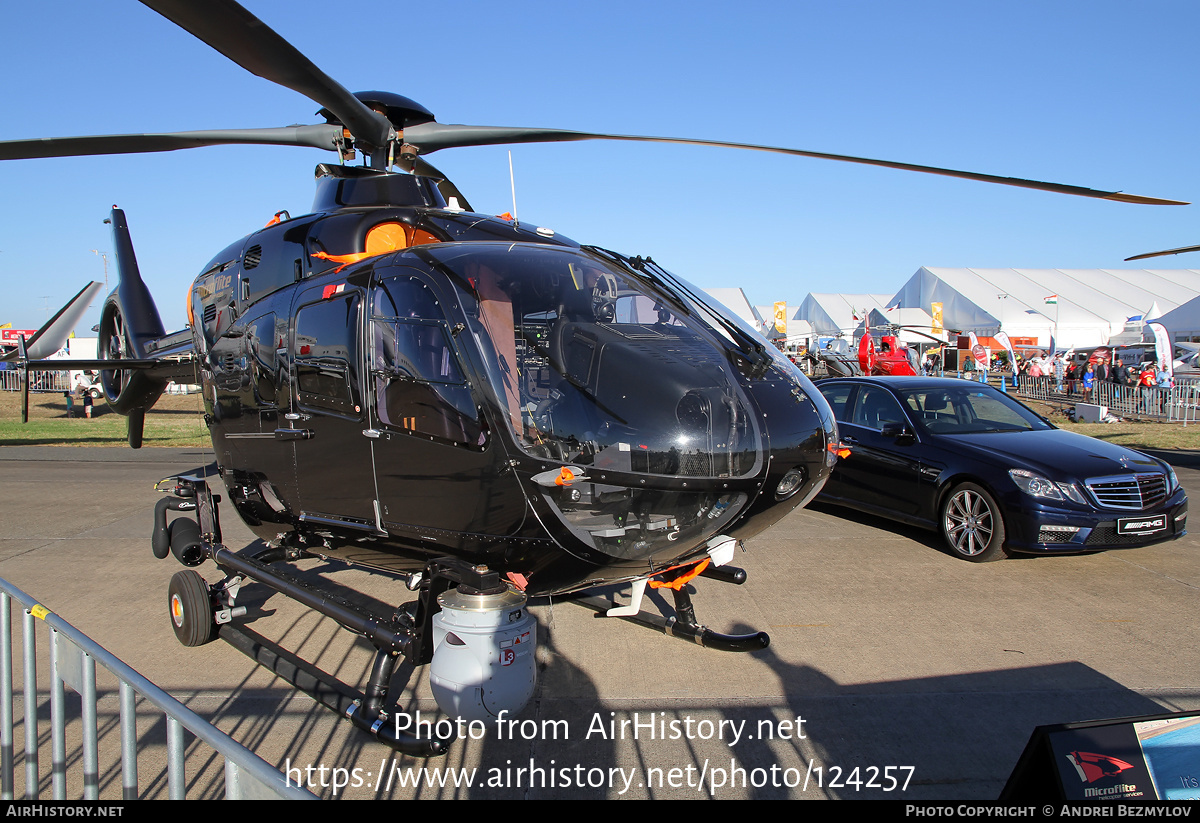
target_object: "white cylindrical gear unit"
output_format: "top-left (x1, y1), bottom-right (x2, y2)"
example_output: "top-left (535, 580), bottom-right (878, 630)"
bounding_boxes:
top-left (429, 585), bottom-right (537, 722)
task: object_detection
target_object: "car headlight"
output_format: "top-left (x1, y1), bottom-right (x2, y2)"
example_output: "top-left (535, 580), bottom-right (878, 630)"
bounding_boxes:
top-left (1009, 469), bottom-right (1088, 505)
top-left (1167, 465), bottom-right (1179, 492)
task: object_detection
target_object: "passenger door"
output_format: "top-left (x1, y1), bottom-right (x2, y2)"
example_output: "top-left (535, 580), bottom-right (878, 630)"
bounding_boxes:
top-left (829, 383), bottom-right (926, 518)
top-left (366, 268), bottom-right (527, 542)
top-left (289, 282), bottom-right (381, 530)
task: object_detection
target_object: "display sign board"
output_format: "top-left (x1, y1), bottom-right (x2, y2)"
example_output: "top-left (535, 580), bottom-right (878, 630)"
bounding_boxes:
top-left (1001, 711), bottom-right (1200, 801)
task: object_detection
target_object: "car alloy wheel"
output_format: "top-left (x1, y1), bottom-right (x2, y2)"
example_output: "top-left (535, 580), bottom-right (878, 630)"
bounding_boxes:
top-left (941, 483), bottom-right (1006, 562)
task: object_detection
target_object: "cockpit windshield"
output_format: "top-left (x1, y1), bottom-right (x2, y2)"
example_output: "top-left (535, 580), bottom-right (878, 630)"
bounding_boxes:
top-left (421, 243), bottom-right (764, 481)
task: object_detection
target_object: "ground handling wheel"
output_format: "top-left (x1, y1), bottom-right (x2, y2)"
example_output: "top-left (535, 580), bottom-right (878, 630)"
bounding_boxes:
top-left (168, 570), bottom-right (216, 646)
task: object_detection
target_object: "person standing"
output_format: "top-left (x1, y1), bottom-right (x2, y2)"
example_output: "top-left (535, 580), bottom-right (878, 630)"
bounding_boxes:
top-left (1053, 355), bottom-right (1066, 394)
top-left (1138, 363), bottom-right (1157, 414)
top-left (1156, 361), bottom-right (1172, 413)
top-left (1082, 363), bottom-right (1095, 403)
top-left (1110, 356), bottom-right (1124, 385)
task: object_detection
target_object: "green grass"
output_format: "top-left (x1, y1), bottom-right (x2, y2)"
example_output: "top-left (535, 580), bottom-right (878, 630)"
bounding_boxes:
top-left (2, 388), bottom-right (1198, 452)
top-left (0, 417), bottom-right (210, 448)
top-left (0, 391), bottom-right (211, 448)
top-left (1016, 398), bottom-right (1200, 452)
top-left (1053, 421), bottom-right (1200, 452)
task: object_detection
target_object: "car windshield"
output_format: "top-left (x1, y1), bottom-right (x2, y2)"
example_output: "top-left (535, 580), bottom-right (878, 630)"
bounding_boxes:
top-left (898, 387), bottom-right (1053, 435)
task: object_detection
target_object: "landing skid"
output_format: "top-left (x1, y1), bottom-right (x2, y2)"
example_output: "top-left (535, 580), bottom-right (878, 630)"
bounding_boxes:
top-left (152, 473), bottom-right (766, 758)
top-left (217, 622), bottom-right (450, 757)
top-left (567, 564), bottom-right (770, 652)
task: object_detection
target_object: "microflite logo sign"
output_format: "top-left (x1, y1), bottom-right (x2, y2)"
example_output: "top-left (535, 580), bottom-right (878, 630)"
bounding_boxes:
top-left (1051, 727), bottom-right (1154, 800)
top-left (1066, 751), bottom-right (1136, 794)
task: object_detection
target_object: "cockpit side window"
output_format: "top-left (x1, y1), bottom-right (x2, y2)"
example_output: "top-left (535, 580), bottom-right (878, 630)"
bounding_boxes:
top-left (371, 274), bottom-right (484, 449)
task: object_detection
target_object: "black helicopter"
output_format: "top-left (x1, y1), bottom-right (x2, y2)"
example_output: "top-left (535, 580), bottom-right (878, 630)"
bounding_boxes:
top-left (2, 0), bottom-right (1186, 755)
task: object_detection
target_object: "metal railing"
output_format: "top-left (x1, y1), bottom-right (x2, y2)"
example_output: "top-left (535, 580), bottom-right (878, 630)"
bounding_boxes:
top-left (1011, 375), bottom-right (1200, 424)
top-left (0, 372), bottom-right (200, 396)
top-left (0, 577), bottom-right (315, 800)
top-left (0, 371), bottom-right (69, 393)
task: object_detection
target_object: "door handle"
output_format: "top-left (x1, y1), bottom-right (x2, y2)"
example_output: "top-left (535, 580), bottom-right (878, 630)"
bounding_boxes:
top-left (275, 428), bottom-right (313, 441)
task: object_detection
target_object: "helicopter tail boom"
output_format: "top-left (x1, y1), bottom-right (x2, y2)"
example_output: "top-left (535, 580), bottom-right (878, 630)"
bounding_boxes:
top-left (96, 207), bottom-right (194, 446)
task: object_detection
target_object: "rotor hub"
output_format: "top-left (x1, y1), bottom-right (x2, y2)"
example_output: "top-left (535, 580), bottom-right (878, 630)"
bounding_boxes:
top-left (318, 91), bottom-right (436, 131)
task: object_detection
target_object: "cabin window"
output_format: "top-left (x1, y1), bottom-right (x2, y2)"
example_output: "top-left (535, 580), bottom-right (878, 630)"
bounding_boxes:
top-left (294, 293), bottom-right (361, 418)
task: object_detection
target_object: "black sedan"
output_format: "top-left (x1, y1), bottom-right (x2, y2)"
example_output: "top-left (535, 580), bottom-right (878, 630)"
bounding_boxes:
top-left (815, 377), bottom-right (1187, 561)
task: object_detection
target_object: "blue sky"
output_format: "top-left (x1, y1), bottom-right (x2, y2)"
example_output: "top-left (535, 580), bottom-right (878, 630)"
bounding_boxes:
top-left (1, 1), bottom-right (1197, 333)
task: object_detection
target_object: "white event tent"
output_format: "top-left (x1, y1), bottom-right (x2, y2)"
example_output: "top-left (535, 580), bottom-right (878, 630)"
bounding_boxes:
top-left (704, 288), bottom-right (768, 335)
top-left (792, 293), bottom-right (894, 337)
top-left (888, 267), bottom-right (1200, 349)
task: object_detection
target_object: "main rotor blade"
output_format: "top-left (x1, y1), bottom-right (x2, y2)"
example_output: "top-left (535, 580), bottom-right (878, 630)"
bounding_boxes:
top-left (402, 123), bottom-right (1188, 206)
top-left (139, 0), bottom-right (393, 152)
top-left (10, 282), bottom-right (104, 361)
top-left (1125, 243), bottom-right (1200, 262)
top-left (0, 125), bottom-right (344, 160)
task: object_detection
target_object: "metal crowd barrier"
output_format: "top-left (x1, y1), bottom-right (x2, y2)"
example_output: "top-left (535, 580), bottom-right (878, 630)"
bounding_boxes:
top-left (0, 371), bottom-right (70, 393)
top-left (1, 372), bottom-right (201, 397)
top-left (1012, 375), bottom-right (1200, 424)
top-left (0, 577), bottom-right (315, 800)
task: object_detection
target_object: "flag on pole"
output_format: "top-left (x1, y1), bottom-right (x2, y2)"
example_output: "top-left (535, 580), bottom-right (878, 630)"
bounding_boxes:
top-left (995, 331), bottom-right (1016, 369)
top-left (1044, 295), bottom-right (1058, 305)
top-left (1149, 322), bottom-right (1173, 380)
top-left (773, 302), bottom-right (787, 335)
top-left (968, 332), bottom-right (989, 370)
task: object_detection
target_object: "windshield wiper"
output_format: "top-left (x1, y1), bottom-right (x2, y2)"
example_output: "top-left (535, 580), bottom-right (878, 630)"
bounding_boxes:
top-left (642, 258), bottom-right (773, 378)
top-left (581, 246), bottom-right (692, 318)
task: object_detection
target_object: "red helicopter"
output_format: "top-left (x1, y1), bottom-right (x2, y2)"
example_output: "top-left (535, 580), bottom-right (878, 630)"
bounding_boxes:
top-left (857, 328), bottom-right (920, 376)
top-left (854, 312), bottom-right (948, 377)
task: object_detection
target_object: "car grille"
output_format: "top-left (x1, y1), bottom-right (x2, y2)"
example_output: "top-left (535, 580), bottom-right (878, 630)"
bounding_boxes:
top-left (1085, 473), bottom-right (1168, 510)
top-left (1084, 525), bottom-right (1168, 547)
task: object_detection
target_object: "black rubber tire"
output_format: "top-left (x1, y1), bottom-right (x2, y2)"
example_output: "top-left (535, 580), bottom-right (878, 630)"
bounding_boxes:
top-left (168, 570), bottom-right (216, 647)
top-left (940, 482), bottom-right (1006, 562)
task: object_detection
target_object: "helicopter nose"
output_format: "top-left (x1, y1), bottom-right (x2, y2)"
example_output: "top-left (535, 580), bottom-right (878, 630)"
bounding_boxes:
top-left (723, 370), bottom-right (837, 542)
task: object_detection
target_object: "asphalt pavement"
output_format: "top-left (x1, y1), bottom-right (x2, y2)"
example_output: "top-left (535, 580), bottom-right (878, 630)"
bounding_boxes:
top-left (0, 445), bottom-right (1196, 800)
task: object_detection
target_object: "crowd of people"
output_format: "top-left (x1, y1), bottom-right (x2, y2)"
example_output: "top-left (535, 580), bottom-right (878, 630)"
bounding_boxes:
top-left (1012, 352), bottom-right (1174, 412)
